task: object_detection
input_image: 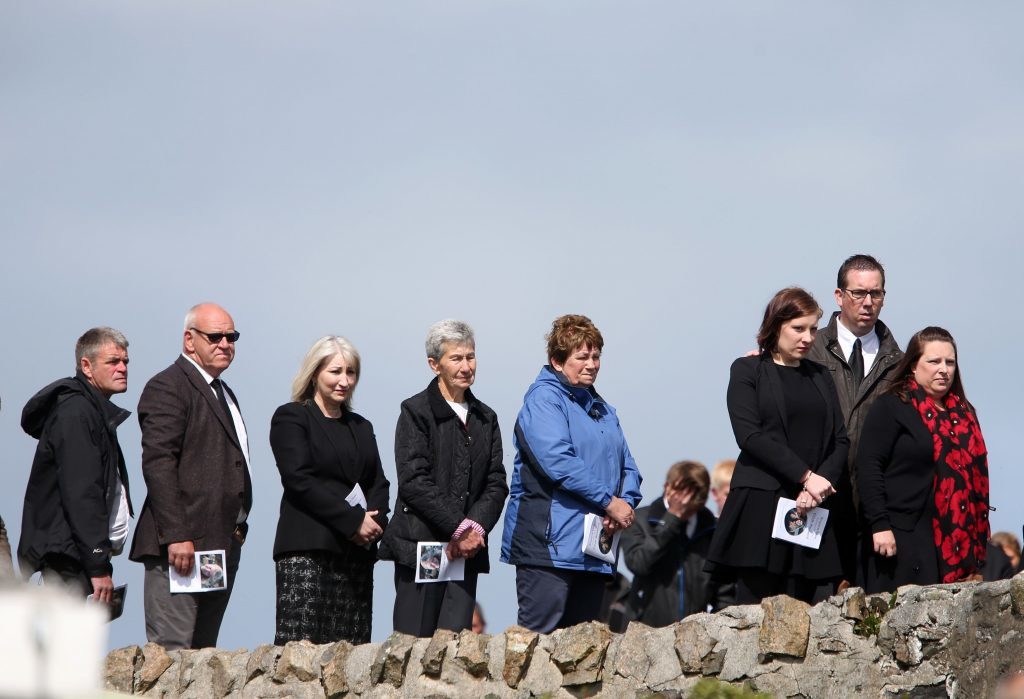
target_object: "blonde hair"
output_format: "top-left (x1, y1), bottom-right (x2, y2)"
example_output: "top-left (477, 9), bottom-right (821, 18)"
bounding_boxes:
top-left (711, 460), bottom-right (736, 492)
top-left (290, 336), bottom-right (361, 407)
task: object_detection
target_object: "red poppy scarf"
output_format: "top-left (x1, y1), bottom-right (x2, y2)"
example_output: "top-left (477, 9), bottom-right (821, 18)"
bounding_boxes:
top-left (908, 380), bottom-right (990, 583)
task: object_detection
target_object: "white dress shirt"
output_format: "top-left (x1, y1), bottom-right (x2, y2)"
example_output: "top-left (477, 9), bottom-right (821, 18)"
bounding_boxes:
top-left (835, 320), bottom-right (879, 375)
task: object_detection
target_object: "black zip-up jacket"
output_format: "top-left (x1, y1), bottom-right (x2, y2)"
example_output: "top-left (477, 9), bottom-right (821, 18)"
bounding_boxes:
top-left (377, 378), bottom-right (508, 574)
top-left (621, 502), bottom-right (734, 626)
top-left (18, 373), bottom-right (133, 578)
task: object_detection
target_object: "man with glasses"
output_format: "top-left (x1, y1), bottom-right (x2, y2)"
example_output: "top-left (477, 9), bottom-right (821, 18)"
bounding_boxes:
top-left (808, 254), bottom-right (903, 587)
top-left (130, 303), bottom-right (251, 649)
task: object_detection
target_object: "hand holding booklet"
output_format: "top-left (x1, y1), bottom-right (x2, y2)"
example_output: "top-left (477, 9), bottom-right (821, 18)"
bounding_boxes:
top-left (581, 512), bottom-right (620, 564)
top-left (415, 542), bottom-right (465, 583)
top-left (169, 550), bottom-right (229, 593)
top-left (771, 498), bottom-right (829, 549)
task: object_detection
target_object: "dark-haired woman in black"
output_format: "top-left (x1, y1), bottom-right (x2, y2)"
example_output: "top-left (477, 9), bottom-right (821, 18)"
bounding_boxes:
top-left (707, 287), bottom-right (849, 604)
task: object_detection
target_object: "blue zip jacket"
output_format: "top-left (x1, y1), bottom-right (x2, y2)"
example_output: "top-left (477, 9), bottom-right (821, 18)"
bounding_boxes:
top-left (500, 366), bottom-right (643, 573)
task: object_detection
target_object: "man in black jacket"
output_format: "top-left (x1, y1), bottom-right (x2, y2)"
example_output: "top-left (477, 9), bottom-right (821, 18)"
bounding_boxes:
top-left (808, 254), bottom-right (903, 586)
top-left (620, 461), bottom-right (734, 627)
top-left (18, 327), bottom-right (133, 603)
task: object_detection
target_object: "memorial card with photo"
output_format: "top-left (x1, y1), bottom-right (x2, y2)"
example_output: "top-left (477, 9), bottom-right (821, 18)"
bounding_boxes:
top-left (771, 498), bottom-right (829, 549)
top-left (169, 549), bottom-right (229, 593)
top-left (581, 512), bottom-right (620, 564)
top-left (414, 542), bottom-right (465, 583)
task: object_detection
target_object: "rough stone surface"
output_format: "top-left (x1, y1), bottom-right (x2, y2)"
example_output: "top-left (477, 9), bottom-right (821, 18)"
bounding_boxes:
top-left (101, 573), bottom-right (1024, 698)
top-left (674, 616), bottom-right (723, 677)
top-left (136, 642), bottom-right (173, 693)
top-left (371, 633), bottom-right (415, 687)
top-left (453, 629), bottom-right (490, 678)
top-left (275, 640), bottom-right (320, 683)
top-left (549, 620), bottom-right (612, 686)
top-left (759, 594), bottom-right (811, 660)
top-left (104, 644), bottom-right (142, 694)
top-left (319, 640), bottom-right (353, 697)
top-left (501, 625), bottom-right (538, 688)
top-left (420, 629), bottom-right (456, 677)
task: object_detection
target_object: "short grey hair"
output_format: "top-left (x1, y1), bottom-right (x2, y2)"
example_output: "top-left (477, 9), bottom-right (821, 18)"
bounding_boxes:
top-left (425, 319), bottom-right (475, 362)
top-left (290, 336), bottom-right (361, 407)
top-left (75, 327), bottom-right (129, 367)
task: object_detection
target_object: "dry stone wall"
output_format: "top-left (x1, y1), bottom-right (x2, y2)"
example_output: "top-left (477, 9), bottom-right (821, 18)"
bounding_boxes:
top-left (104, 576), bottom-right (1024, 698)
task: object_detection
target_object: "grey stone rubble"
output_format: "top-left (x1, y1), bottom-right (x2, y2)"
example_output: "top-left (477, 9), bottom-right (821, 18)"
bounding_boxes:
top-left (104, 575), bottom-right (1024, 697)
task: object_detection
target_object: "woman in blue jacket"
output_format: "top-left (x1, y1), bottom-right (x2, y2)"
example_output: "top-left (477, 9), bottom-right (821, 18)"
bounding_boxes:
top-left (501, 314), bottom-right (643, 633)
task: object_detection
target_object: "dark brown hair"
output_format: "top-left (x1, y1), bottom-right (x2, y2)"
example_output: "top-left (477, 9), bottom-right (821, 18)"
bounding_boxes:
top-left (664, 460), bottom-right (710, 510)
top-left (756, 287), bottom-right (821, 355)
top-left (837, 254), bottom-right (886, 290)
top-left (887, 326), bottom-right (969, 407)
top-left (546, 314), bottom-right (604, 364)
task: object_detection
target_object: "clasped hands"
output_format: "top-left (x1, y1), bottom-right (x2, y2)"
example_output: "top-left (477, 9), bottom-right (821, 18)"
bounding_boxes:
top-left (795, 472), bottom-right (836, 516)
top-left (446, 527), bottom-right (485, 560)
top-left (603, 495), bottom-right (635, 533)
top-left (350, 510), bottom-right (384, 546)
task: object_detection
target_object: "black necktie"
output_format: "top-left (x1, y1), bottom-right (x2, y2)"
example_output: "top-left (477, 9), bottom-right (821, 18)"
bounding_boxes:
top-left (212, 379), bottom-right (252, 515)
top-left (849, 339), bottom-right (865, 392)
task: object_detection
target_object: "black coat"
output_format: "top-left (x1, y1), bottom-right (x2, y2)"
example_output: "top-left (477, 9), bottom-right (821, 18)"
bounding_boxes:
top-left (378, 379), bottom-right (509, 573)
top-left (856, 393), bottom-right (941, 591)
top-left (621, 502), bottom-right (734, 626)
top-left (269, 401), bottom-right (390, 559)
top-left (19, 373), bottom-right (133, 577)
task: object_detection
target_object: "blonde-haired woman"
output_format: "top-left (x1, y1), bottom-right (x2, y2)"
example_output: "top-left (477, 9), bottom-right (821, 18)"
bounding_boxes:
top-left (269, 336), bottom-right (390, 644)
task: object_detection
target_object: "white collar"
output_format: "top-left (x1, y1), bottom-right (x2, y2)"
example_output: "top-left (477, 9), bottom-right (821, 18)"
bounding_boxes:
top-left (835, 319), bottom-right (879, 357)
top-left (181, 353), bottom-right (218, 387)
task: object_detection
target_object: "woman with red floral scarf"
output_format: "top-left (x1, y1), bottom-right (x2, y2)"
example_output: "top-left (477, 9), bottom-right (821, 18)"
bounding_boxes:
top-left (857, 326), bottom-right (990, 593)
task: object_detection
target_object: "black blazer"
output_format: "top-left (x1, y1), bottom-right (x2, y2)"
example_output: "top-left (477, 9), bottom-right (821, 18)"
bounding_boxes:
top-left (269, 401), bottom-right (390, 559)
top-left (855, 393), bottom-right (935, 533)
top-left (727, 355), bottom-right (849, 493)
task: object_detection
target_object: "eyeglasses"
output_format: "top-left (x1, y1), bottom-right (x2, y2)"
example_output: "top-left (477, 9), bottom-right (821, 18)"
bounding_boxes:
top-left (841, 288), bottom-right (886, 301)
top-left (190, 327), bottom-right (240, 344)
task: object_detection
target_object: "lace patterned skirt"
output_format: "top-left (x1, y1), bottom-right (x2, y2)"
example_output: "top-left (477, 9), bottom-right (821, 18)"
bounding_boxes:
top-left (275, 548), bottom-right (374, 645)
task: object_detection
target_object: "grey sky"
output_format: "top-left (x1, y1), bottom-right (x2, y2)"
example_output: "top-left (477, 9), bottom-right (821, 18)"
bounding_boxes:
top-left (1, 2), bottom-right (1021, 650)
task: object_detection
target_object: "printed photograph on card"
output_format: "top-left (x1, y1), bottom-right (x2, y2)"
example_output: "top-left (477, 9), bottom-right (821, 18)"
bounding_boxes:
top-left (414, 542), bottom-right (466, 583)
top-left (771, 498), bottom-right (829, 549)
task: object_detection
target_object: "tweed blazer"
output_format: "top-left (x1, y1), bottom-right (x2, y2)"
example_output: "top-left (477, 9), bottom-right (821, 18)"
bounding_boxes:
top-left (129, 355), bottom-right (249, 560)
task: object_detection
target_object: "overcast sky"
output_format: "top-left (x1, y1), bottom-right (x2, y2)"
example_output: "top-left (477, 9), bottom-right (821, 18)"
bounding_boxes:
top-left (2, 2), bottom-right (1021, 651)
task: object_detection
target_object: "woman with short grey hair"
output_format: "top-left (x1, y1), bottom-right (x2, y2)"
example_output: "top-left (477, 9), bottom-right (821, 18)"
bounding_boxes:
top-left (378, 320), bottom-right (509, 637)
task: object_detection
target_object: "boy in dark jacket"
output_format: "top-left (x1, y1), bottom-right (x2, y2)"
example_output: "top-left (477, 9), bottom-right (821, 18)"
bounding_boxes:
top-left (620, 460), bottom-right (734, 627)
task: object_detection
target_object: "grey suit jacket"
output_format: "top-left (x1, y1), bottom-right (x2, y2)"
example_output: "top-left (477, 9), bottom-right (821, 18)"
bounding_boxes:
top-left (129, 356), bottom-right (248, 560)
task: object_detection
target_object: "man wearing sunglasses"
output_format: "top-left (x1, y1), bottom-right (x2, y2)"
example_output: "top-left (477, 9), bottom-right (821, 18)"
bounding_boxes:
top-left (130, 302), bottom-right (252, 650)
top-left (808, 254), bottom-right (903, 588)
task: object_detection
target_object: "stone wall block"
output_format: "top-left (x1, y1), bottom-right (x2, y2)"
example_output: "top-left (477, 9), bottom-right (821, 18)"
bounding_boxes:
top-left (209, 649), bottom-right (247, 697)
top-left (274, 640), bottom-right (320, 683)
top-left (245, 644), bottom-right (282, 683)
top-left (421, 629), bottom-right (457, 677)
top-left (371, 632), bottom-right (416, 687)
top-left (1011, 574), bottom-right (1024, 615)
top-left (135, 643), bottom-right (173, 694)
top-left (612, 623), bottom-right (652, 683)
top-left (675, 617), bottom-right (723, 676)
top-left (319, 640), bottom-right (353, 698)
top-left (502, 625), bottom-right (538, 688)
top-left (104, 644), bottom-right (142, 694)
top-left (344, 642), bottom-right (380, 694)
top-left (454, 629), bottom-right (490, 678)
top-left (549, 621), bottom-right (612, 686)
top-left (758, 595), bottom-right (810, 660)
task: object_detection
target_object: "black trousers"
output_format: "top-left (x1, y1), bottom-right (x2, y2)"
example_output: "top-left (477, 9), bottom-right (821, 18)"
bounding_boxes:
top-left (515, 565), bottom-right (608, 633)
top-left (392, 564), bottom-right (478, 637)
top-left (735, 567), bottom-right (835, 605)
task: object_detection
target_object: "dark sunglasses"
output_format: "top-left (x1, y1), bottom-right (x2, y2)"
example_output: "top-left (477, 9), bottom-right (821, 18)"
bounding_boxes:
top-left (190, 327), bottom-right (240, 344)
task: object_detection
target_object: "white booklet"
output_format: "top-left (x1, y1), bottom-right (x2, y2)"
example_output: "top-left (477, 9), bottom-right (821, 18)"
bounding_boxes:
top-left (415, 542), bottom-right (465, 583)
top-left (169, 549), bottom-right (229, 593)
top-left (346, 483), bottom-right (367, 509)
top-left (771, 498), bottom-right (829, 549)
top-left (581, 512), bottom-right (620, 564)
